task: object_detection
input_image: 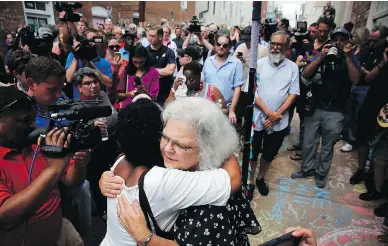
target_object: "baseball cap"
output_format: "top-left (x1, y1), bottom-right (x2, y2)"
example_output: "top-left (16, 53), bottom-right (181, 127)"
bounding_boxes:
top-left (241, 26), bottom-right (251, 41)
top-left (38, 26), bottom-right (53, 39)
top-left (330, 27), bottom-right (350, 40)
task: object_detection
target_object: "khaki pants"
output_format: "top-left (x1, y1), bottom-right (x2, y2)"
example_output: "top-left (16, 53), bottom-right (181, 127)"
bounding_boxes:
top-left (55, 218), bottom-right (84, 246)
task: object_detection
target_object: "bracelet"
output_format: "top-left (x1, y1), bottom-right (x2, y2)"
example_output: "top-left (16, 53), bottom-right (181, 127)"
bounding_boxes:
top-left (138, 232), bottom-right (154, 246)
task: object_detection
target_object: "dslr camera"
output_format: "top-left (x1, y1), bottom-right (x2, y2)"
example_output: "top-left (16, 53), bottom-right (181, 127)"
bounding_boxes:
top-left (28, 100), bottom-right (113, 158)
top-left (326, 42), bottom-right (344, 61)
top-left (188, 16), bottom-right (201, 33)
top-left (54, 1), bottom-right (83, 22)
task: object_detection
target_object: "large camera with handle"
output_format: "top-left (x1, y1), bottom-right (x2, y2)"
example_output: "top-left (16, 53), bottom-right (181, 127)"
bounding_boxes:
top-left (28, 100), bottom-right (113, 158)
top-left (54, 1), bottom-right (83, 22)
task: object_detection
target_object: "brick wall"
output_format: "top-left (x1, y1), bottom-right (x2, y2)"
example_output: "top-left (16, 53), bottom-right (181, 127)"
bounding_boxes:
top-left (144, 1), bottom-right (195, 26)
top-left (351, 1), bottom-right (371, 29)
top-left (0, 1), bottom-right (25, 57)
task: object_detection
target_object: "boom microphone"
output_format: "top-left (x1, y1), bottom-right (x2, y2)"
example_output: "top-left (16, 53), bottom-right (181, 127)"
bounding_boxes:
top-left (50, 106), bottom-right (113, 121)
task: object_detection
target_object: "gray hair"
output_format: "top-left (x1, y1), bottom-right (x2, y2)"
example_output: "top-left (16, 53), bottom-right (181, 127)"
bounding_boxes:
top-left (73, 67), bottom-right (101, 85)
top-left (162, 97), bottom-right (239, 170)
top-left (137, 28), bottom-right (146, 38)
top-left (270, 31), bottom-right (290, 48)
top-left (354, 27), bottom-right (370, 46)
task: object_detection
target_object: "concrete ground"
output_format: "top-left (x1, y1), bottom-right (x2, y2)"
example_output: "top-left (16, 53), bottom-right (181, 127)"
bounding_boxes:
top-left (248, 120), bottom-right (387, 246)
top-left (84, 118), bottom-right (387, 246)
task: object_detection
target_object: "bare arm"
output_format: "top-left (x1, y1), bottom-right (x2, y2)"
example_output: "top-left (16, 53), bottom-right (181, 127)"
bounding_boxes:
top-left (345, 55), bottom-right (360, 85)
top-left (365, 61), bottom-right (386, 83)
top-left (212, 86), bottom-right (229, 115)
top-left (229, 86), bottom-right (241, 115)
top-left (0, 129), bottom-right (69, 229)
top-left (302, 54), bottom-right (324, 79)
top-left (156, 64), bottom-right (176, 77)
top-left (60, 151), bottom-right (90, 187)
top-left (182, 34), bottom-right (191, 49)
top-left (221, 155), bottom-right (242, 194)
top-left (66, 57), bottom-right (78, 82)
top-left (276, 94), bottom-right (297, 115)
top-left (198, 35), bottom-right (214, 51)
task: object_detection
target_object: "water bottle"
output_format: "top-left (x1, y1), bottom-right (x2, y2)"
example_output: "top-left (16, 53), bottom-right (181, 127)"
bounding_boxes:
top-left (98, 117), bottom-right (109, 141)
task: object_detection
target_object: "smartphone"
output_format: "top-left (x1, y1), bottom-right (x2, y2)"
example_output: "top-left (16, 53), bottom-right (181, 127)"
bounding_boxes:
top-left (237, 52), bottom-right (243, 57)
top-left (259, 231), bottom-right (301, 246)
top-left (114, 52), bottom-right (121, 59)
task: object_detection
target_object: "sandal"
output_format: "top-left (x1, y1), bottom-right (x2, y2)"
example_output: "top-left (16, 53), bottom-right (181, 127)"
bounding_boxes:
top-left (290, 153), bottom-right (302, 161)
top-left (287, 145), bottom-right (301, 151)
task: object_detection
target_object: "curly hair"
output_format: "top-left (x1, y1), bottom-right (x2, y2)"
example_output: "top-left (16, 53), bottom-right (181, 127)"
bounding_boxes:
top-left (162, 97), bottom-right (239, 170)
top-left (116, 98), bottom-right (164, 168)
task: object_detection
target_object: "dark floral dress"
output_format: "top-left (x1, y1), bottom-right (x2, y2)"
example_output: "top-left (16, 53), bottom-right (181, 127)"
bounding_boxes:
top-left (172, 189), bottom-right (261, 245)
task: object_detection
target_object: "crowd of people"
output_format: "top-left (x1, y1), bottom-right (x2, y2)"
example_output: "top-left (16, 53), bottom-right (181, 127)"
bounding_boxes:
top-left (1, 1), bottom-right (388, 245)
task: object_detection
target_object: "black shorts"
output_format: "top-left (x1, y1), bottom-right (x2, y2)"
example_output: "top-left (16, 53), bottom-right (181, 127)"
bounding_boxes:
top-left (251, 129), bottom-right (286, 162)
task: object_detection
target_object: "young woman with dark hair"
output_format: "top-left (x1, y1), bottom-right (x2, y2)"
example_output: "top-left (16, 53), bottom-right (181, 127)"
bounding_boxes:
top-left (116, 45), bottom-right (159, 110)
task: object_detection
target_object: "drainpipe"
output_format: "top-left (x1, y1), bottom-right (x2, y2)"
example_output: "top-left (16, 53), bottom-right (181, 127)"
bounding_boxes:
top-left (199, 1), bottom-right (210, 19)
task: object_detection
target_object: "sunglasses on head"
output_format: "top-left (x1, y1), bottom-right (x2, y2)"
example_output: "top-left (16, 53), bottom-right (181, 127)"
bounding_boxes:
top-left (108, 45), bottom-right (120, 50)
top-left (0, 96), bottom-right (36, 113)
top-left (216, 42), bottom-right (229, 49)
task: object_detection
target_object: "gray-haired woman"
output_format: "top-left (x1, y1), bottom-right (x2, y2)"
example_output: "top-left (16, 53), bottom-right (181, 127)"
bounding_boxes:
top-left (99, 97), bottom-right (250, 246)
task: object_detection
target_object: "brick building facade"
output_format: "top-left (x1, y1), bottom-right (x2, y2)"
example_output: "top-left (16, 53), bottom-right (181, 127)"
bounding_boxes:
top-left (350, 1), bottom-right (372, 30)
top-left (0, 1), bottom-right (195, 57)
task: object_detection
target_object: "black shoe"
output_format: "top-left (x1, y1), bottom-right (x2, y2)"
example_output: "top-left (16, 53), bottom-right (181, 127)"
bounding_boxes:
top-left (245, 184), bottom-right (255, 201)
top-left (256, 178), bottom-right (269, 196)
top-left (349, 169), bottom-right (365, 185)
top-left (244, 226), bottom-right (262, 235)
top-left (359, 192), bottom-right (383, 201)
top-left (374, 203), bottom-right (388, 217)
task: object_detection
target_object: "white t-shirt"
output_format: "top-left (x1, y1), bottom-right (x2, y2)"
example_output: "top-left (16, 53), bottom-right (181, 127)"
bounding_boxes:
top-left (100, 156), bottom-right (231, 246)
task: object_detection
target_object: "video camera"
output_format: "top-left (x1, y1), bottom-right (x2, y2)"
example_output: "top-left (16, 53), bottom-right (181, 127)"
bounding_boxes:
top-left (28, 100), bottom-right (113, 158)
top-left (54, 1), bottom-right (83, 22)
top-left (262, 19), bottom-right (278, 42)
top-left (188, 16), bottom-right (201, 33)
top-left (292, 21), bottom-right (309, 42)
top-left (16, 26), bottom-right (54, 56)
top-left (73, 33), bottom-right (104, 61)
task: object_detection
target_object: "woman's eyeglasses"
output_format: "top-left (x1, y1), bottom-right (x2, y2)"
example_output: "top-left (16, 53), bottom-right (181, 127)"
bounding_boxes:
top-left (81, 80), bottom-right (99, 87)
top-left (160, 132), bottom-right (196, 152)
top-left (216, 42), bottom-right (229, 49)
top-left (0, 96), bottom-right (36, 113)
top-left (108, 45), bottom-right (120, 50)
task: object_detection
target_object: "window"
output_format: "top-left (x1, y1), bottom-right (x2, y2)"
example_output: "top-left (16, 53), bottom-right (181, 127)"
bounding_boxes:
top-left (27, 16), bottom-right (48, 32)
top-left (24, 1), bottom-right (46, 11)
top-left (213, 1), bottom-right (216, 15)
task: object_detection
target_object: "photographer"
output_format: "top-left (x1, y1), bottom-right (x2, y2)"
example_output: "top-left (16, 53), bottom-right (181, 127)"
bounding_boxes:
top-left (65, 29), bottom-right (113, 100)
top-left (291, 27), bottom-right (360, 188)
top-left (182, 21), bottom-right (214, 64)
top-left (0, 86), bottom-right (88, 245)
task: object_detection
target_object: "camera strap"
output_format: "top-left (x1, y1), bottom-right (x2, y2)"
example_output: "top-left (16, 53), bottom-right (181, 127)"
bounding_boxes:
top-left (41, 145), bottom-right (69, 158)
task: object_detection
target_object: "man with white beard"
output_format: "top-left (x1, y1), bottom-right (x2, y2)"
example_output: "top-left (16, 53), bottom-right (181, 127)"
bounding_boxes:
top-left (248, 31), bottom-right (299, 197)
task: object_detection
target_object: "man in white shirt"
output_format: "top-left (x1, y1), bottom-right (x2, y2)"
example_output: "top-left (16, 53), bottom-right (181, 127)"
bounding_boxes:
top-left (137, 28), bottom-right (150, 47)
top-left (250, 31), bottom-right (299, 197)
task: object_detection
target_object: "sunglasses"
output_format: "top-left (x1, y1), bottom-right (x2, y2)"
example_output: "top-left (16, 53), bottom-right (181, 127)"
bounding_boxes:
top-left (108, 45), bottom-right (120, 50)
top-left (0, 96), bottom-right (36, 113)
top-left (216, 42), bottom-right (229, 49)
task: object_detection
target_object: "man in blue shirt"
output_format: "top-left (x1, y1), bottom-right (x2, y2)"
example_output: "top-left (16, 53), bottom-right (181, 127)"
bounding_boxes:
top-left (203, 34), bottom-right (244, 124)
top-left (65, 29), bottom-right (112, 100)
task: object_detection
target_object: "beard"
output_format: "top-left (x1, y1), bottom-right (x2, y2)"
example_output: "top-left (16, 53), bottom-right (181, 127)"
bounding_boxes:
top-left (269, 51), bottom-right (285, 64)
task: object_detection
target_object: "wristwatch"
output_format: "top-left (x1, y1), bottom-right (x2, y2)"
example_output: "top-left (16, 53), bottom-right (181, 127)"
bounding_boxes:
top-left (139, 232), bottom-right (154, 246)
top-left (378, 63), bottom-right (385, 69)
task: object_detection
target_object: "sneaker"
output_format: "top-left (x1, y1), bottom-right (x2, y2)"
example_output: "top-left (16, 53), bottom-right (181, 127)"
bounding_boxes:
top-left (256, 178), bottom-right (269, 196)
top-left (291, 170), bottom-right (315, 179)
top-left (359, 191), bottom-right (383, 201)
top-left (315, 175), bottom-right (327, 188)
top-left (374, 203), bottom-right (388, 217)
top-left (340, 143), bottom-right (354, 152)
top-left (349, 169), bottom-right (364, 185)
